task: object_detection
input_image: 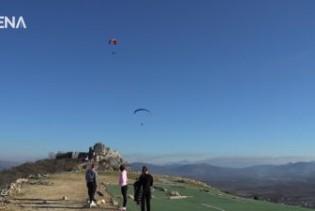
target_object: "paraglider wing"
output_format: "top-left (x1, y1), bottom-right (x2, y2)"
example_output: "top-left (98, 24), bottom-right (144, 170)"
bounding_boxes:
top-left (133, 108), bottom-right (151, 114)
top-left (109, 38), bottom-right (118, 45)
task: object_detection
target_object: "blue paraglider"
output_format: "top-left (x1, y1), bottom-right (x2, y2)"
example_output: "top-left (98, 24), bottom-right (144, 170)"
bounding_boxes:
top-left (133, 108), bottom-right (151, 126)
top-left (133, 108), bottom-right (151, 114)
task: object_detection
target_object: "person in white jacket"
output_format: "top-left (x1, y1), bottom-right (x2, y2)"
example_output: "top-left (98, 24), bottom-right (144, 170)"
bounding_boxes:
top-left (119, 165), bottom-right (128, 211)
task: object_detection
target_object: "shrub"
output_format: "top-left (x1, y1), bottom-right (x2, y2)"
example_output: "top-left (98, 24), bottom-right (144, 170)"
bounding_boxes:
top-left (0, 158), bottom-right (80, 189)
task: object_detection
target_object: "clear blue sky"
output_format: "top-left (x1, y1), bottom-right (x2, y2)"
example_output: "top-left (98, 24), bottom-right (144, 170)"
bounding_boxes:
top-left (1, 0), bottom-right (315, 163)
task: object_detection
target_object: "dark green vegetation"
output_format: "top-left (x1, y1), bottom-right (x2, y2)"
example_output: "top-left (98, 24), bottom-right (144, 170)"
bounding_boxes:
top-left (107, 174), bottom-right (313, 211)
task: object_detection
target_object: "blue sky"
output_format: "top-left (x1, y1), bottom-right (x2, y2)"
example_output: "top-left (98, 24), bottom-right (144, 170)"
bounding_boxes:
top-left (1, 0), bottom-right (315, 164)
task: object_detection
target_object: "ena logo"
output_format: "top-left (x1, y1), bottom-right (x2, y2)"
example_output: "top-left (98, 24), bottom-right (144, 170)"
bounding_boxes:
top-left (0, 16), bottom-right (27, 29)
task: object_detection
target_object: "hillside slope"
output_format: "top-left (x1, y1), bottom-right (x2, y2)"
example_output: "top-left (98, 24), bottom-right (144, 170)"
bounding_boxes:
top-left (1, 171), bottom-right (313, 211)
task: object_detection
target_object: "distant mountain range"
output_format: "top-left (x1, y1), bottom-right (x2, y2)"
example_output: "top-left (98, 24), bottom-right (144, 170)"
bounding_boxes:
top-left (155, 157), bottom-right (315, 168)
top-left (130, 161), bottom-right (315, 181)
top-left (0, 160), bottom-right (18, 171)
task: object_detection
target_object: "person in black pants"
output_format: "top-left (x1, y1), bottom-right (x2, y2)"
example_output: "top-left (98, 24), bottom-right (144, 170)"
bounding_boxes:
top-left (119, 165), bottom-right (128, 211)
top-left (85, 163), bottom-right (97, 207)
top-left (138, 166), bottom-right (153, 211)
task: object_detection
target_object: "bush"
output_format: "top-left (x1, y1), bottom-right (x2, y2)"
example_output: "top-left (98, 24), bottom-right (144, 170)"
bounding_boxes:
top-left (0, 159), bottom-right (80, 189)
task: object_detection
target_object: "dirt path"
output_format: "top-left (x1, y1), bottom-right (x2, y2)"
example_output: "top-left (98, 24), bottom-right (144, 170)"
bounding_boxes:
top-left (3, 172), bottom-right (118, 211)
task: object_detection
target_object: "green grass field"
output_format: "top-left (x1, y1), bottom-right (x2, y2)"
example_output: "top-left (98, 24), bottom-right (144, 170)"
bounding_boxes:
top-left (106, 175), bottom-right (312, 211)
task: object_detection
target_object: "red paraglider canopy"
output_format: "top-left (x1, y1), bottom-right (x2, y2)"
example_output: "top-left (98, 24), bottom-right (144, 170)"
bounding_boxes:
top-left (108, 38), bottom-right (118, 45)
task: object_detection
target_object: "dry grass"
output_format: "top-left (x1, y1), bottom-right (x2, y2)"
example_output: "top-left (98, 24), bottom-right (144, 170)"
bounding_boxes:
top-left (3, 171), bottom-right (118, 211)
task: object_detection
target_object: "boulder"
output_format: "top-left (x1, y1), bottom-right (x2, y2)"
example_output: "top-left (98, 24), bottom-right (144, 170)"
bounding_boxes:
top-left (170, 191), bottom-right (180, 196)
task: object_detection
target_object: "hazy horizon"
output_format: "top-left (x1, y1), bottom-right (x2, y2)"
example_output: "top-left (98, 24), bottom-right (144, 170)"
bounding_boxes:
top-left (2, 153), bottom-right (315, 169)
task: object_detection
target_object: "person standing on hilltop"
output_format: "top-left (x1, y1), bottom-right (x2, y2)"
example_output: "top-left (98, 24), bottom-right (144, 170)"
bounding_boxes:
top-left (85, 163), bottom-right (98, 208)
top-left (138, 166), bottom-right (153, 211)
top-left (119, 164), bottom-right (128, 211)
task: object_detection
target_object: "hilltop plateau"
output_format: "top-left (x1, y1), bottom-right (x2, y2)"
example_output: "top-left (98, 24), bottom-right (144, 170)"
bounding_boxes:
top-left (1, 169), bottom-right (313, 211)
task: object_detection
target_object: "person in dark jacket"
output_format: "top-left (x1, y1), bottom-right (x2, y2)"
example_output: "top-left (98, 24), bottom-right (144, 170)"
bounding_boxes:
top-left (138, 166), bottom-right (153, 211)
top-left (85, 163), bottom-right (98, 207)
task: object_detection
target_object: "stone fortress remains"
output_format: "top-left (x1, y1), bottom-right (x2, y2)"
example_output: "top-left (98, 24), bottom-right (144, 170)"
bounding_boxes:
top-left (55, 142), bottom-right (125, 168)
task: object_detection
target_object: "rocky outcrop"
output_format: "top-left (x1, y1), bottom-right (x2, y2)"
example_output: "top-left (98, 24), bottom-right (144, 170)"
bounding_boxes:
top-left (93, 143), bottom-right (122, 161)
top-left (55, 142), bottom-right (126, 170)
top-left (0, 178), bottom-right (28, 206)
top-left (94, 143), bottom-right (125, 168)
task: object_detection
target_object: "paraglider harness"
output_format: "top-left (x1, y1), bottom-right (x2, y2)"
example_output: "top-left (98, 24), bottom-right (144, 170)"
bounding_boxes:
top-left (133, 179), bottom-right (143, 205)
